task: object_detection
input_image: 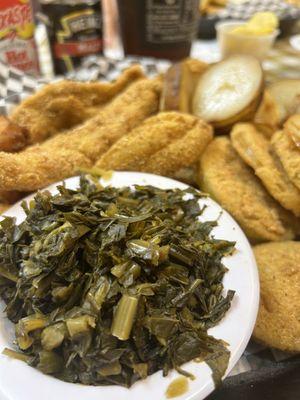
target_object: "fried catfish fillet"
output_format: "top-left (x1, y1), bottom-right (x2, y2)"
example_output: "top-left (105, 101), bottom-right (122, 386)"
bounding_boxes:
top-left (10, 66), bottom-right (145, 144)
top-left (96, 111), bottom-right (213, 179)
top-left (0, 116), bottom-right (27, 152)
top-left (0, 77), bottom-right (162, 191)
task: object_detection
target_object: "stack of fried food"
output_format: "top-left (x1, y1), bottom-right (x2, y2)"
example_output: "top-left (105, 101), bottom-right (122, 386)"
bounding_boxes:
top-left (200, 119), bottom-right (300, 243)
top-left (162, 56), bottom-right (300, 243)
top-left (200, 124), bottom-right (300, 353)
top-left (227, 116), bottom-right (300, 353)
top-left (161, 56), bottom-right (300, 353)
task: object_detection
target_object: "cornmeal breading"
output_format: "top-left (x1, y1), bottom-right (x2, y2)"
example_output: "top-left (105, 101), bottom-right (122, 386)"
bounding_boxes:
top-left (253, 241), bottom-right (300, 352)
top-left (199, 137), bottom-right (297, 242)
top-left (11, 66), bottom-right (145, 144)
top-left (0, 77), bottom-right (162, 191)
top-left (231, 123), bottom-right (300, 216)
top-left (96, 112), bottom-right (213, 178)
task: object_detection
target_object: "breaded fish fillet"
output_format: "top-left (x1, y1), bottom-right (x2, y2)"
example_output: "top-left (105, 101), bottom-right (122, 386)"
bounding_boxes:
top-left (11, 66), bottom-right (145, 144)
top-left (0, 77), bottom-right (162, 192)
top-left (96, 112), bottom-right (213, 178)
top-left (253, 241), bottom-right (300, 352)
top-left (231, 123), bottom-right (300, 216)
top-left (199, 137), bottom-right (297, 242)
top-left (271, 116), bottom-right (300, 191)
top-left (0, 116), bottom-right (27, 152)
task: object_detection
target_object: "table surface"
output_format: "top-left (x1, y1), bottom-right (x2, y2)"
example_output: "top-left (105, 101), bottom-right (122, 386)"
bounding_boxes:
top-left (209, 359), bottom-right (300, 400)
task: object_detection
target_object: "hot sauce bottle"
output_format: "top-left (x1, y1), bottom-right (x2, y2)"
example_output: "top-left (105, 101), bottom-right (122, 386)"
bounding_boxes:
top-left (0, 0), bottom-right (39, 75)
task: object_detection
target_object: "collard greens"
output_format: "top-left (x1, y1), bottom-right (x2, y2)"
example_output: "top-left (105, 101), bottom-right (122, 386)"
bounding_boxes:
top-left (0, 174), bottom-right (235, 387)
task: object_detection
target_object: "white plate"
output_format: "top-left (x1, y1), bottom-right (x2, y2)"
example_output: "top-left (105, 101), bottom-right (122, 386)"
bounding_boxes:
top-left (0, 172), bottom-right (259, 400)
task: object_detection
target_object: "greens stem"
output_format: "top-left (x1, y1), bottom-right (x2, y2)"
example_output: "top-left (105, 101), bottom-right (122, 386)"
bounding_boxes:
top-left (111, 294), bottom-right (139, 340)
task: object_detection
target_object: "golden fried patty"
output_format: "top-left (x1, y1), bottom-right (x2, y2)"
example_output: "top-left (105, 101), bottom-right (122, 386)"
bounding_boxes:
top-left (231, 123), bottom-right (300, 216)
top-left (253, 241), bottom-right (300, 352)
top-left (199, 137), bottom-right (296, 242)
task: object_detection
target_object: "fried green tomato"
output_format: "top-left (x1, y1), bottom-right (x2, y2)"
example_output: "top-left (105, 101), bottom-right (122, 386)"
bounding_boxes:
top-left (253, 241), bottom-right (300, 352)
top-left (231, 123), bottom-right (300, 216)
top-left (198, 137), bottom-right (297, 242)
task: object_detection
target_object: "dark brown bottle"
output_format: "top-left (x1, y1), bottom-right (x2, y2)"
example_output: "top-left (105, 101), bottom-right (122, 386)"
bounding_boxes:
top-left (117, 0), bottom-right (199, 61)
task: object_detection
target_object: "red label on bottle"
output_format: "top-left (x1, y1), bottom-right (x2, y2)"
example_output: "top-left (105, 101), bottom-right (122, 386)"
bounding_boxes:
top-left (0, 3), bottom-right (32, 31)
top-left (54, 38), bottom-right (102, 58)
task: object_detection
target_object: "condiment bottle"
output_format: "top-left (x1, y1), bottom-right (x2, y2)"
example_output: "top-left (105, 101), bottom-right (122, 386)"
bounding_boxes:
top-left (0, 0), bottom-right (40, 75)
top-left (117, 0), bottom-right (199, 60)
top-left (40, 0), bottom-right (103, 75)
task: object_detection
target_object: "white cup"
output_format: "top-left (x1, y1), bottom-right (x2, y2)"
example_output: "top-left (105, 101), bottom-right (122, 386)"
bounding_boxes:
top-left (216, 20), bottom-right (280, 61)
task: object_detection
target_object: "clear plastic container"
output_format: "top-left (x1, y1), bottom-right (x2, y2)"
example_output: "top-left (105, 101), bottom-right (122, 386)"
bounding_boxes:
top-left (216, 21), bottom-right (279, 61)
